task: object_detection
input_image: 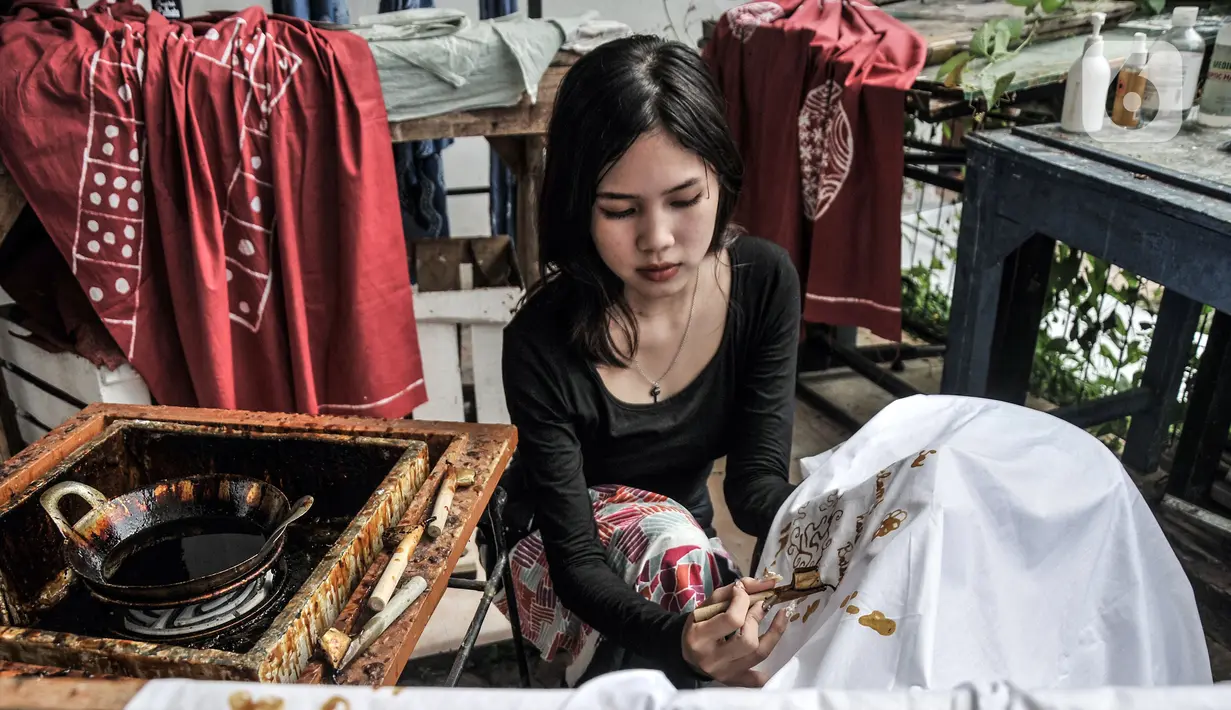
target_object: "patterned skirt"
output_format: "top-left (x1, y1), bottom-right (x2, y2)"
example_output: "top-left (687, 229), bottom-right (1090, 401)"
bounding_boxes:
top-left (493, 484), bottom-right (738, 685)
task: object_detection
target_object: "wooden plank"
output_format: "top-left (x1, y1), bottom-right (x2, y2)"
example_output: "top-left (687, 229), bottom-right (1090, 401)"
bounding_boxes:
top-left (0, 677), bottom-right (143, 709)
top-left (411, 323), bottom-right (465, 423)
top-left (0, 411), bottom-right (106, 510)
top-left (904, 0), bottom-right (1137, 66)
top-left (517, 135), bottom-right (545, 288)
top-left (468, 323), bottom-right (508, 425)
top-left (413, 287), bottom-right (521, 326)
top-left (298, 429), bottom-right (513, 686)
top-left (387, 63), bottom-right (568, 143)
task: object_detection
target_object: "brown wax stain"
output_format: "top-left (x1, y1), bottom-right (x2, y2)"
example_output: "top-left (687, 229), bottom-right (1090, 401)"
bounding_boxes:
top-left (802, 599), bottom-right (820, 623)
top-left (858, 610), bottom-right (897, 636)
top-left (228, 692), bottom-right (285, 710)
top-left (840, 591), bottom-right (859, 614)
top-left (875, 510), bottom-right (908, 538)
top-left (911, 450), bottom-right (937, 468)
top-left (321, 697), bottom-right (351, 710)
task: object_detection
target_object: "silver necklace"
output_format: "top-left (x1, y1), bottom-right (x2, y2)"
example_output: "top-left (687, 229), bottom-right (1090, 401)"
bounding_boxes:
top-left (631, 272), bottom-right (701, 404)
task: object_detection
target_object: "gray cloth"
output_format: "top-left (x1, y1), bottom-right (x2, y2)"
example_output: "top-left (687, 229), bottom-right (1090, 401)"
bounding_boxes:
top-left (352, 10), bottom-right (588, 123)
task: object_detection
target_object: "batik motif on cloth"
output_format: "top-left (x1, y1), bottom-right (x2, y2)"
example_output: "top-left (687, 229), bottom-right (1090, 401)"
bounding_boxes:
top-left (494, 484), bottom-right (737, 685)
top-left (0, 2), bottom-right (427, 419)
top-left (751, 394), bottom-right (1212, 690)
top-left (704, 0), bottom-right (928, 341)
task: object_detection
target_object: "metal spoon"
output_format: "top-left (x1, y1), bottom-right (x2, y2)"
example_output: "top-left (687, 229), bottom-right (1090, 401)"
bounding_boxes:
top-left (253, 495), bottom-right (314, 561)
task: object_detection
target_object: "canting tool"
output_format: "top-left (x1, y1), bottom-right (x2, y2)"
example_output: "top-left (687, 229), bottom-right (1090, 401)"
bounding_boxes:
top-left (691, 567), bottom-right (828, 623)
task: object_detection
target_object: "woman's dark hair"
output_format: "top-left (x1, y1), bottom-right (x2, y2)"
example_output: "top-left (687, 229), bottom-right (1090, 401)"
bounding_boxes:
top-left (525, 34), bottom-right (744, 368)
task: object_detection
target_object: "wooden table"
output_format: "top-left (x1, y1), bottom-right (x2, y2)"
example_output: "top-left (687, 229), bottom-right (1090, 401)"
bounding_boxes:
top-left (386, 52), bottom-right (575, 287)
top-left (0, 404), bottom-right (517, 687)
top-left (941, 123), bottom-right (1231, 479)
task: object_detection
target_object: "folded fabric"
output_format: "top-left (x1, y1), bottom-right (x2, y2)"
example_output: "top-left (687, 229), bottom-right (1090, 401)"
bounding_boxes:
top-left (352, 10), bottom-right (588, 122)
top-left (562, 13), bottom-right (632, 54)
top-left (755, 394), bottom-right (1211, 690)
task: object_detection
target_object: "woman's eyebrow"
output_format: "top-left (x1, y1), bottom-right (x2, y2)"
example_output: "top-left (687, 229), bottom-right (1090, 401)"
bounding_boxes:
top-left (596, 177), bottom-right (701, 200)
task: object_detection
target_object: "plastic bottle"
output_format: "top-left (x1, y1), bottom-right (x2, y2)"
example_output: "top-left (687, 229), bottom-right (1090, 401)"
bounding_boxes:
top-left (1112, 33), bottom-right (1150, 128)
top-left (1142, 7), bottom-right (1206, 122)
top-left (1060, 12), bottom-right (1110, 133)
top-left (1197, 21), bottom-right (1231, 127)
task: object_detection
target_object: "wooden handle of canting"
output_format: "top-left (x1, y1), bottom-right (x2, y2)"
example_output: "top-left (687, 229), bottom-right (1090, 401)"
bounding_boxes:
top-left (369, 524), bottom-right (425, 612)
top-left (691, 590), bottom-right (777, 623)
top-left (426, 466), bottom-right (459, 539)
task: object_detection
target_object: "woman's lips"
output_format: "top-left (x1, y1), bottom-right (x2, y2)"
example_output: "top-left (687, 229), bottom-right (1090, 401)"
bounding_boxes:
top-left (637, 264), bottom-right (681, 282)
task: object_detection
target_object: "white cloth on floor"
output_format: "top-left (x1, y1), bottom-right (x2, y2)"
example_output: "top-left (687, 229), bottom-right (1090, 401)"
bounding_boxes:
top-left (120, 670), bottom-right (1231, 710)
top-left (752, 394), bottom-right (1211, 691)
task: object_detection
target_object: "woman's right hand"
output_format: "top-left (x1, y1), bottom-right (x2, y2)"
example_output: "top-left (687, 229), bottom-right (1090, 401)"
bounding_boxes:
top-left (680, 577), bottom-right (789, 687)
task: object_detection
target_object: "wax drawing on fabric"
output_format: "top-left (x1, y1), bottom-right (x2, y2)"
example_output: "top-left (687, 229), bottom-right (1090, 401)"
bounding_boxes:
top-left (762, 451), bottom-right (918, 634)
top-left (753, 395), bottom-right (1212, 690)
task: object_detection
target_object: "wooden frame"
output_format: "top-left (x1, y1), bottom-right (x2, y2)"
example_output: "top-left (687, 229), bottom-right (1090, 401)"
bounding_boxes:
top-left (0, 404), bottom-right (517, 686)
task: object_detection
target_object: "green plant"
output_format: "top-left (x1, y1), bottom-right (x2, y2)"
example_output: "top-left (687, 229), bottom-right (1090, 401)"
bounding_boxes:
top-left (934, 0), bottom-right (1071, 113)
top-left (897, 202), bottom-right (1196, 450)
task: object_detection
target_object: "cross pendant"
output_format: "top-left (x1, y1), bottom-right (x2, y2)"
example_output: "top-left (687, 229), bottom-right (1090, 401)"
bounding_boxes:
top-left (649, 383), bottom-right (662, 403)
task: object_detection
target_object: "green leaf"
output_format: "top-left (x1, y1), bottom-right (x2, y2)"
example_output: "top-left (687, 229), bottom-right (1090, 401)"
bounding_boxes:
top-left (1005, 0), bottom-right (1037, 8)
top-left (1039, 0), bottom-right (1068, 12)
top-left (984, 70), bottom-right (1016, 109)
top-left (970, 23), bottom-right (995, 58)
top-left (935, 50), bottom-right (972, 85)
top-left (993, 26), bottom-right (1010, 56)
top-left (997, 17), bottom-right (1026, 41)
top-left (1147, 0), bottom-right (1165, 14)
top-left (1045, 337), bottom-right (1069, 353)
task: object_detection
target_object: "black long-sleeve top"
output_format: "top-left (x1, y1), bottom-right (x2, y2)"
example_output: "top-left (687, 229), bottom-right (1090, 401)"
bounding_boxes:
top-left (500, 235), bottom-right (800, 675)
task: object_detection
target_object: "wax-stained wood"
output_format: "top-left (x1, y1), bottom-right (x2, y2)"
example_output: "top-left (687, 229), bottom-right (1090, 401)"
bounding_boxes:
top-left (0, 676), bottom-right (143, 710)
top-left (0, 404), bottom-right (515, 686)
top-left (297, 428), bottom-right (512, 686)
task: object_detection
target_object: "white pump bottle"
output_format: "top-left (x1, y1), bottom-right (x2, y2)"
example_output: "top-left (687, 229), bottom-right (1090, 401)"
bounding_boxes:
top-left (1060, 12), bottom-right (1111, 133)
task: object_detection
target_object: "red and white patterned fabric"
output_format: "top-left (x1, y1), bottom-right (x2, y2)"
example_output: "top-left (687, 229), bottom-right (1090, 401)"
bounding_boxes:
top-left (0, 1), bottom-right (426, 418)
top-left (494, 485), bottom-right (736, 685)
top-left (704, 0), bottom-right (928, 341)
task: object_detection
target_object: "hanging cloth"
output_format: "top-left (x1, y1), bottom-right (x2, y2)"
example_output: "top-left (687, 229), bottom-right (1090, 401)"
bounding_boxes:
top-left (271, 0), bottom-right (349, 24)
top-left (704, 0), bottom-right (927, 341)
top-left (0, 1), bottom-right (428, 419)
top-left (480, 0), bottom-right (517, 241)
top-left (380, 0), bottom-right (453, 242)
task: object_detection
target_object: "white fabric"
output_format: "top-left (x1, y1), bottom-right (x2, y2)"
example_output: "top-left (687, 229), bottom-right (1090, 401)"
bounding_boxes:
top-left (752, 394), bottom-right (1211, 691)
top-left (561, 11), bottom-right (633, 54)
top-left (122, 670), bottom-right (1231, 710)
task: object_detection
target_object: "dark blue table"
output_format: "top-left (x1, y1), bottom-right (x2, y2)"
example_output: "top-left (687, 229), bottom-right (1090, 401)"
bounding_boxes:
top-left (942, 123), bottom-right (1231, 497)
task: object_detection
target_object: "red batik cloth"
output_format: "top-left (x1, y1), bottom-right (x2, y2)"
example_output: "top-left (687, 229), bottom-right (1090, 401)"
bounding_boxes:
top-left (0, 1), bottom-right (427, 418)
top-left (704, 0), bottom-right (927, 340)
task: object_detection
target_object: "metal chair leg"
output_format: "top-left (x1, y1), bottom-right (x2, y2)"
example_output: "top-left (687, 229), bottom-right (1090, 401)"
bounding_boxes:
top-left (488, 488), bottom-right (532, 688)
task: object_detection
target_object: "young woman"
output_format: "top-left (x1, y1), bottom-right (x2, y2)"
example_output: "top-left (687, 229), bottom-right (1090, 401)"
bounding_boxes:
top-left (495, 35), bottom-right (799, 688)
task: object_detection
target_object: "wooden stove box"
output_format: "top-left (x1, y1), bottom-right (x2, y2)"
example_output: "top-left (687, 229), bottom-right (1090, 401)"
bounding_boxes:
top-left (0, 405), bottom-right (515, 684)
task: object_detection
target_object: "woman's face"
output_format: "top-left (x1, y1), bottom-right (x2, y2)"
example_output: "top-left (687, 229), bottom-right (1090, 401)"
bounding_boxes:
top-left (592, 130), bottom-right (720, 303)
